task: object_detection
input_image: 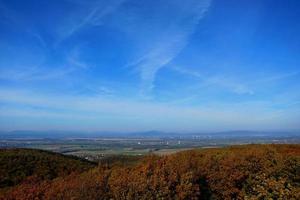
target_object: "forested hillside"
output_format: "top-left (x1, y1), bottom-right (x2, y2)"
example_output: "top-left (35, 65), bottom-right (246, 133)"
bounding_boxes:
top-left (0, 145), bottom-right (299, 200)
top-left (0, 149), bottom-right (95, 188)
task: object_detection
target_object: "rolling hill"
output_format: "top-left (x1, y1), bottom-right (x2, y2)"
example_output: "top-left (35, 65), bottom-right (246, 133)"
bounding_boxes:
top-left (0, 148), bottom-right (95, 188)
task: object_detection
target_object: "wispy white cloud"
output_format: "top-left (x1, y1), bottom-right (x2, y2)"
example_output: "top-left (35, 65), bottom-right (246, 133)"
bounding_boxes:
top-left (172, 66), bottom-right (300, 95)
top-left (254, 70), bottom-right (300, 83)
top-left (0, 67), bottom-right (74, 81)
top-left (0, 44), bottom-right (78, 81)
top-left (172, 66), bottom-right (254, 95)
top-left (125, 0), bottom-right (211, 96)
top-left (67, 46), bottom-right (89, 69)
top-left (0, 1), bottom-right (47, 48)
top-left (58, 0), bottom-right (126, 42)
top-left (206, 76), bottom-right (254, 95)
top-left (0, 39), bottom-right (88, 82)
top-left (30, 31), bottom-right (47, 48)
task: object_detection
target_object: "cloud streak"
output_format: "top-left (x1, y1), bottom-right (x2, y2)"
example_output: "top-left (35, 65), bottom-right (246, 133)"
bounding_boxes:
top-left (58, 0), bottom-right (126, 42)
top-left (172, 66), bottom-right (300, 96)
top-left (125, 0), bottom-right (211, 96)
top-left (172, 66), bottom-right (254, 95)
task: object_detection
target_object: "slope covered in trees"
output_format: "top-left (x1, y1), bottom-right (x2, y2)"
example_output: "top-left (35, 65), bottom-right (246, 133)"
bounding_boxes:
top-left (0, 144), bottom-right (299, 200)
top-left (0, 148), bottom-right (95, 188)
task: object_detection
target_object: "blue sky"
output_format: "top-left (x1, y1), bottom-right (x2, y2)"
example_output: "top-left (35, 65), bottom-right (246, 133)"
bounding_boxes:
top-left (0, 0), bottom-right (299, 132)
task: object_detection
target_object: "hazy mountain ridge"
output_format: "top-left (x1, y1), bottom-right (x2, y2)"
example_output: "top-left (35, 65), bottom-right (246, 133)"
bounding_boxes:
top-left (1, 130), bottom-right (299, 139)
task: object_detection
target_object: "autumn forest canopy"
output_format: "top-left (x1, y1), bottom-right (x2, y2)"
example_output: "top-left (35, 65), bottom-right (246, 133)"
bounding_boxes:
top-left (0, 144), bottom-right (299, 200)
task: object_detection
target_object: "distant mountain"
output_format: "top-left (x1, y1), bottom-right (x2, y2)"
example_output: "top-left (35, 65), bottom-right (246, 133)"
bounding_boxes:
top-left (0, 130), bottom-right (299, 139)
top-left (206, 130), bottom-right (300, 138)
top-left (0, 130), bottom-right (125, 139)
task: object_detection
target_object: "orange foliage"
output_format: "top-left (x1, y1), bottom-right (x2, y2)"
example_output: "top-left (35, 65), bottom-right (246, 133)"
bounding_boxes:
top-left (1, 144), bottom-right (299, 200)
